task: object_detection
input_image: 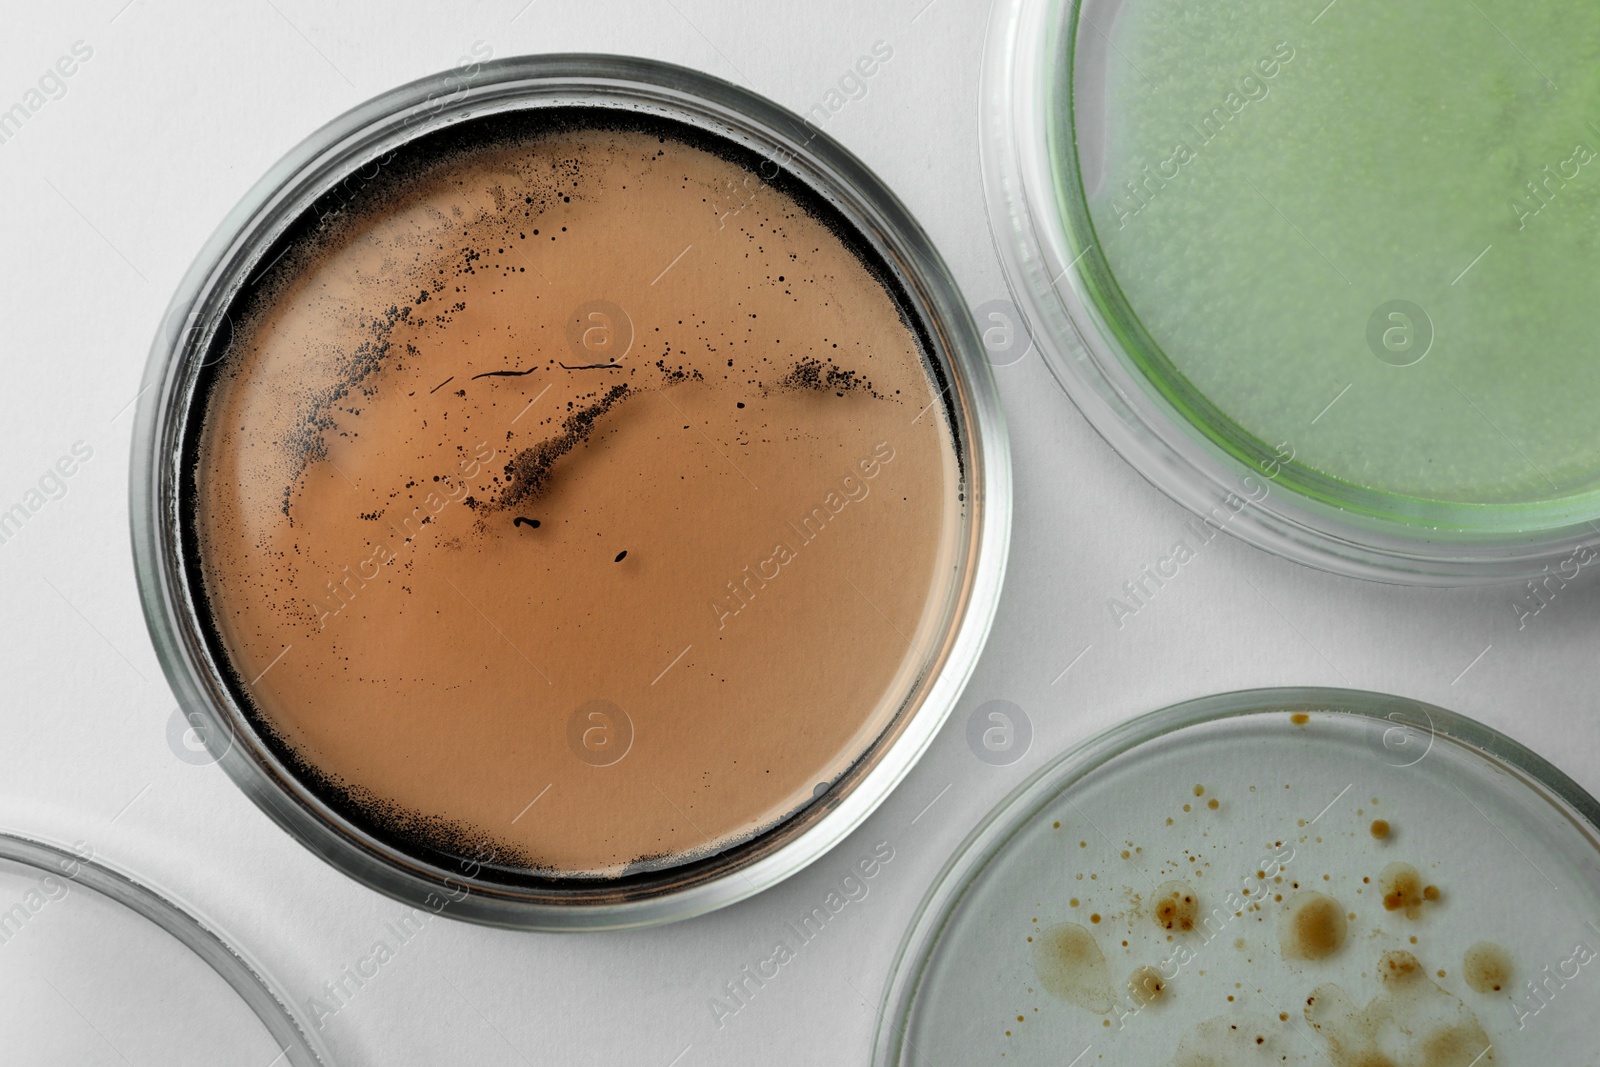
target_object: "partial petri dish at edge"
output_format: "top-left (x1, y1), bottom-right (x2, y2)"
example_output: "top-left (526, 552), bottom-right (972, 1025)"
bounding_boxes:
top-left (0, 832), bottom-right (328, 1065)
top-left (984, 0), bottom-right (1600, 583)
top-left (874, 688), bottom-right (1600, 1065)
top-left (132, 55), bottom-right (1009, 930)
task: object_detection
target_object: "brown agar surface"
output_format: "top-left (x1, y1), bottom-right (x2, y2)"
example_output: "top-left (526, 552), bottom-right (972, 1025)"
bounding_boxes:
top-left (189, 111), bottom-right (963, 878)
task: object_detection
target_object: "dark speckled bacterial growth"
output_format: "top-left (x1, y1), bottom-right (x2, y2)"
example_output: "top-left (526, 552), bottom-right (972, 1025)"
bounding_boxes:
top-left (187, 109), bottom-right (963, 878)
top-left (897, 708), bottom-right (1600, 1065)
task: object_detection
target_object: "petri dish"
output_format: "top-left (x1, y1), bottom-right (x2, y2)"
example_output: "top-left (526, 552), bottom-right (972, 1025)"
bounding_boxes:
top-left (132, 56), bottom-right (1009, 929)
top-left (0, 832), bottom-right (327, 1065)
top-left (984, 0), bottom-right (1600, 582)
top-left (874, 688), bottom-right (1600, 1064)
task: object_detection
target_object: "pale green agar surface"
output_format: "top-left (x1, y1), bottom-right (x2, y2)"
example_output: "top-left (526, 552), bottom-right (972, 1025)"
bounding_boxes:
top-left (1072, 0), bottom-right (1600, 527)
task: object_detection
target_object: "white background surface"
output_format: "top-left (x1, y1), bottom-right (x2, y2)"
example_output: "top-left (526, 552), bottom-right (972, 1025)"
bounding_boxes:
top-left (2, 1), bottom-right (1598, 1064)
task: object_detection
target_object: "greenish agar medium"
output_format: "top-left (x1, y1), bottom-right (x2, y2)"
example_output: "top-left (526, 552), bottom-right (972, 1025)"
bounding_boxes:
top-left (1067, 0), bottom-right (1600, 529)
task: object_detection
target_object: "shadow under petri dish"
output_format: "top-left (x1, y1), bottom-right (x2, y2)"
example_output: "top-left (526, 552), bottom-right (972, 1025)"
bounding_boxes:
top-left (1071, 0), bottom-right (1600, 527)
top-left (187, 108), bottom-right (965, 880)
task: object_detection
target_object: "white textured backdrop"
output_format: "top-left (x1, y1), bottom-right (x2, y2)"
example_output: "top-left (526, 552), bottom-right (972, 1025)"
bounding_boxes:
top-left (1, 1), bottom-right (1596, 1063)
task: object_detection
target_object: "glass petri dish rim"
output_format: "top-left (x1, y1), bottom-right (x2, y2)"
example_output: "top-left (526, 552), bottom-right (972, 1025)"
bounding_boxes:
top-left (870, 685), bottom-right (1600, 1065)
top-left (980, 0), bottom-right (1600, 585)
top-left (130, 54), bottom-right (1011, 931)
top-left (0, 830), bottom-right (329, 1065)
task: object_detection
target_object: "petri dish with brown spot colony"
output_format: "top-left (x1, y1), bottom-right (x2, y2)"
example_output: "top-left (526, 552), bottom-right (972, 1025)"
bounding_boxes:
top-left (131, 57), bottom-right (1008, 929)
top-left (874, 689), bottom-right (1600, 1065)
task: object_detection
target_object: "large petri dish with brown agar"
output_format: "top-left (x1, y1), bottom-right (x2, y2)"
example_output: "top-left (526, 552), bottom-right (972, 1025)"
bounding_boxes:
top-left (132, 57), bottom-right (1008, 929)
top-left (874, 689), bottom-right (1600, 1065)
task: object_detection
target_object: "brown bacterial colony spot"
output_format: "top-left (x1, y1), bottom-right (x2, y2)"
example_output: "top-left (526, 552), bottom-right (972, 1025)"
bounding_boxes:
top-left (1370, 819), bottom-right (1390, 840)
top-left (1155, 881), bottom-right (1200, 933)
top-left (1207, 798), bottom-right (1219, 810)
top-left (1463, 942), bottom-right (1513, 994)
top-left (1193, 785), bottom-right (1205, 796)
top-left (1031, 922), bottom-right (1114, 1014)
top-left (1278, 891), bottom-right (1348, 961)
top-left (1290, 712), bottom-right (1310, 725)
top-left (1128, 965), bottom-right (1168, 1006)
top-left (1381, 949), bottom-right (1419, 982)
top-left (1379, 862), bottom-right (1431, 919)
top-left (189, 112), bottom-right (962, 879)
top-left (1090, 913), bottom-right (1102, 924)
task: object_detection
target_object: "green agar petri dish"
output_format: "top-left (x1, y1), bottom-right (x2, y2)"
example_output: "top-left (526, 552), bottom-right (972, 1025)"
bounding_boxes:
top-left (984, 0), bottom-right (1600, 581)
top-left (873, 689), bottom-right (1600, 1065)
